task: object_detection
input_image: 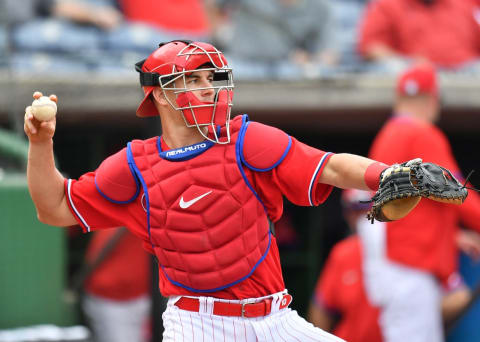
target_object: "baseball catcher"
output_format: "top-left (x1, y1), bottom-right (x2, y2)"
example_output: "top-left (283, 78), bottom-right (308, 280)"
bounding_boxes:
top-left (367, 158), bottom-right (469, 223)
top-left (23, 40), bottom-right (470, 342)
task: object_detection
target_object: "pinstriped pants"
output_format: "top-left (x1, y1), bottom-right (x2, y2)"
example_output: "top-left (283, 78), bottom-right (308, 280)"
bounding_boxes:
top-left (162, 292), bottom-right (346, 342)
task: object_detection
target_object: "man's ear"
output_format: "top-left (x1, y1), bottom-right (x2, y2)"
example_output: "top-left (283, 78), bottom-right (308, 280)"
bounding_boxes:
top-left (152, 87), bottom-right (168, 106)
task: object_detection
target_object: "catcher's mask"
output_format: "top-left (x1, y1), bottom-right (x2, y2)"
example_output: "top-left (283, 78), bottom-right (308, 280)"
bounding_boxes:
top-left (135, 40), bottom-right (234, 144)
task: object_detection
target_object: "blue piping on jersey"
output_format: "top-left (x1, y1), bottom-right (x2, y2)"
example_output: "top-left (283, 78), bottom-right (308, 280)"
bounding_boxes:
top-left (160, 232), bottom-right (272, 293)
top-left (239, 125), bottom-right (292, 172)
top-left (94, 163), bottom-right (141, 204)
top-left (126, 142), bottom-right (153, 248)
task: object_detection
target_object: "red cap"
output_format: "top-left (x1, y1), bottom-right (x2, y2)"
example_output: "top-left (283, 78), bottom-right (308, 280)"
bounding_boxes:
top-left (396, 64), bottom-right (438, 97)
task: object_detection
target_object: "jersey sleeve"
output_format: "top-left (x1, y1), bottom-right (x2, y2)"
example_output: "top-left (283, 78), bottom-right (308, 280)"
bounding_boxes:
top-left (279, 137), bottom-right (334, 206)
top-left (256, 138), bottom-right (333, 206)
top-left (64, 173), bottom-right (149, 242)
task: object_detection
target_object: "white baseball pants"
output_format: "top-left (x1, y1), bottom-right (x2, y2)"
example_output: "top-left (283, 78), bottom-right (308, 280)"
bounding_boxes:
top-left (161, 291), bottom-right (346, 342)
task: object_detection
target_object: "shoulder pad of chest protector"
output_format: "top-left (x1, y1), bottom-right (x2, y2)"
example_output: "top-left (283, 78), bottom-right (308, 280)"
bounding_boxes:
top-left (239, 121), bottom-right (292, 171)
top-left (95, 147), bottom-right (140, 203)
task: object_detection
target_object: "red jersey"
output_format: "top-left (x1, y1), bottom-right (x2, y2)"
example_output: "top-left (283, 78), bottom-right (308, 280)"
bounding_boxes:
top-left (369, 115), bottom-right (480, 281)
top-left (84, 228), bottom-right (151, 300)
top-left (358, 0), bottom-right (480, 68)
top-left (313, 236), bottom-right (383, 342)
top-left (119, 0), bottom-right (210, 36)
top-left (65, 118), bottom-right (333, 299)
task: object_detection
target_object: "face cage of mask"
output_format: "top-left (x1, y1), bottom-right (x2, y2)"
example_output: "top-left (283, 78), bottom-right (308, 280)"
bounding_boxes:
top-left (159, 66), bottom-right (234, 144)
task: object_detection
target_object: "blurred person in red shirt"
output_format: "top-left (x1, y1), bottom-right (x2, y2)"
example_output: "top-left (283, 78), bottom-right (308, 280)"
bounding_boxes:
top-left (82, 228), bottom-right (152, 342)
top-left (359, 63), bottom-right (480, 342)
top-left (309, 189), bottom-right (480, 342)
top-left (211, 0), bottom-right (338, 80)
top-left (117, 0), bottom-right (215, 40)
top-left (357, 0), bottom-right (480, 73)
top-left (308, 189), bottom-right (383, 342)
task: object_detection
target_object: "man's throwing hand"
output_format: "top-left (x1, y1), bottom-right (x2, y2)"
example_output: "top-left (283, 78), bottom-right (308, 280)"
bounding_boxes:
top-left (24, 91), bottom-right (58, 142)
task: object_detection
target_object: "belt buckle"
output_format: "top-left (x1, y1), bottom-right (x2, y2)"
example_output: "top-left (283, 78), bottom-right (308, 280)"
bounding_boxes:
top-left (241, 302), bottom-right (247, 318)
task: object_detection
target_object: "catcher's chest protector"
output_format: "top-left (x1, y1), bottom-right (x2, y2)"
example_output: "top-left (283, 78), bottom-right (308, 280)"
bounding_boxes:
top-left (127, 117), bottom-right (271, 292)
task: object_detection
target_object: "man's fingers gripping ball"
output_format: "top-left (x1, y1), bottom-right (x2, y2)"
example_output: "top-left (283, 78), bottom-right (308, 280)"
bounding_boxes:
top-left (367, 159), bottom-right (468, 223)
top-left (31, 91), bottom-right (57, 121)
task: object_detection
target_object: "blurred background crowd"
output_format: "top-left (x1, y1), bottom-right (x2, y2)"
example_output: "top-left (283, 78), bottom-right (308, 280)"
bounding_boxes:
top-left (2, 0), bottom-right (480, 342)
top-left (1, 0), bottom-right (480, 78)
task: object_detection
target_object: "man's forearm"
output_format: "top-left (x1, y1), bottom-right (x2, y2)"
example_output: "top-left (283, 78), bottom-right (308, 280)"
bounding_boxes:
top-left (27, 140), bottom-right (72, 225)
top-left (319, 153), bottom-right (386, 190)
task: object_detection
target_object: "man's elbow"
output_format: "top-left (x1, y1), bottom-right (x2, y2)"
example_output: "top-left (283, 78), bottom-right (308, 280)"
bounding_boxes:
top-left (36, 210), bottom-right (72, 227)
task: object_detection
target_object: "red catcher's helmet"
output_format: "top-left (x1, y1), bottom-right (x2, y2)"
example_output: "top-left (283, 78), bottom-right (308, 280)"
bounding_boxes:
top-left (135, 40), bottom-right (234, 144)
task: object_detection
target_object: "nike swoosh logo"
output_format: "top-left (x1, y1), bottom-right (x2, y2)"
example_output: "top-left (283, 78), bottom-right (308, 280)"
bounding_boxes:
top-left (179, 190), bottom-right (213, 209)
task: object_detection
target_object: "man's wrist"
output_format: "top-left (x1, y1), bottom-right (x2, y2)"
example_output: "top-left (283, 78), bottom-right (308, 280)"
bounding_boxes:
top-left (29, 137), bottom-right (54, 145)
top-left (364, 161), bottom-right (389, 190)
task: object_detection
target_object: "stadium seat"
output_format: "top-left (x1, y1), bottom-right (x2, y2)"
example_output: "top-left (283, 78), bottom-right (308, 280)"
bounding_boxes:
top-left (0, 26), bottom-right (6, 56)
top-left (91, 50), bottom-right (143, 76)
top-left (330, 0), bottom-right (366, 71)
top-left (101, 23), bottom-right (175, 54)
top-left (11, 19), bottom-right (100, 54)
top-left (11, 52), bottom-right (90, 75)
top-left (0, 26), bottom-right (6, 68)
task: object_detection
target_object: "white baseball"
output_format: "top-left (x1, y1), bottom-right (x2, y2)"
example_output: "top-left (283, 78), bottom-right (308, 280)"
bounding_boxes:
top-left (31, 96), bottom-right (57, 121)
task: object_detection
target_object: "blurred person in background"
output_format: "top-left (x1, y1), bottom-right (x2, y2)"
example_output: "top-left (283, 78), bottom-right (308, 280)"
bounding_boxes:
top-left (83, 0), bottom-right (217, 72)
top-left (327, 0), bottom-right (370, 72)
top-left (4, 0), bottom-right (124, 74)
top-left (360, 63), bottom-right (480, 342)
top-left (80, 228), bottom-right (151, 342)
top-left (212, 0), bottom-right (339, 80)
top-left (357, 0), bottom-right (480, 73)
top-left (3, 0), bottom-right (216, 69)
top-left (308, 190), bottom-right (480, 342)
top-left (308, 189), bottom-right (383, 342)
top-left (115, 0), bottom-right (215, 41)
top-left (4, 0), bottom-right (122, 30)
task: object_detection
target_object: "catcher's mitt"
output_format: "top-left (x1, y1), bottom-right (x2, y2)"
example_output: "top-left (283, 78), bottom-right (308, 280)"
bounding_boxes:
top-left (367, 158), bottom-right (468, 223)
